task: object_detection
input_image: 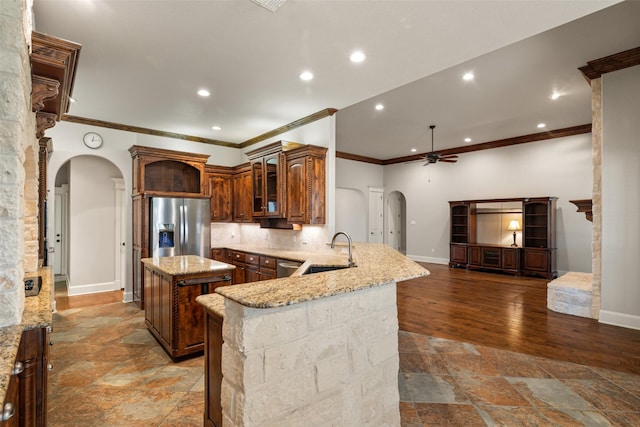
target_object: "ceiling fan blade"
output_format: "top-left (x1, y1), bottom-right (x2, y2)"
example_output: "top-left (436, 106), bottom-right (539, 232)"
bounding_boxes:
top-left (438, 158), bottom-right (458, 163)
top-left (439, 154), bottom-right (458, 160)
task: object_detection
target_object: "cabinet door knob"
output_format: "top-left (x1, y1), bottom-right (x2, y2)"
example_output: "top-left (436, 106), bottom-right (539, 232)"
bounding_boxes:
top-left (1, 403), bottom-right (15, 421)
top-left (12, 361), bottom-right (24, 375)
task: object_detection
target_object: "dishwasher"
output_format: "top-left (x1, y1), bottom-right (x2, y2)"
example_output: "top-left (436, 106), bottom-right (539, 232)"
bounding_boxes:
top-left (276, 259), bottom-right (302, 278)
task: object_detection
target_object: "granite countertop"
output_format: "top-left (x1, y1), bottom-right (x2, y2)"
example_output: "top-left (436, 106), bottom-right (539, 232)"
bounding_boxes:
top-left (141, 255), bottom-right (235, 276)
top-left (0, 267), bottom-right (53, 406)
top-left (198, 243), bottom-right (429, 311)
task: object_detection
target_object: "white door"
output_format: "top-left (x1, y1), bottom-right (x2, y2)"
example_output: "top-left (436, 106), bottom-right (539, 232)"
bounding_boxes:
top-left (388, 192), bottom-right (401, 250)
top-left (113, 179), bottom-right (126, 291)
top-left (368, 188), bottom-right (384, 243)
top-left (53, 186), bottom-right (68, 276)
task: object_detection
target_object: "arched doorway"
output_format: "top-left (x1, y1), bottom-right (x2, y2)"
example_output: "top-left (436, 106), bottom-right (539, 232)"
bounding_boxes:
top-left (52, 155), bottom-right (125, 300)
top-left (387, 191), bottom-right (407, 254)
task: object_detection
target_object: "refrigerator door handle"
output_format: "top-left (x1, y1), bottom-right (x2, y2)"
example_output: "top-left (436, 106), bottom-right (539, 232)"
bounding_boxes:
top-left (180, 204), bottom-right (186, 254)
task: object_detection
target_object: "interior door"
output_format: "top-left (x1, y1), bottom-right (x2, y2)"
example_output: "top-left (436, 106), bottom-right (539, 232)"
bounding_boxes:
top-left (53, 186), bottom-right (68, 276)
top-left (368, 188), bottom-right (384, 243)
top-left (387, 192), bottom-right (401, 250)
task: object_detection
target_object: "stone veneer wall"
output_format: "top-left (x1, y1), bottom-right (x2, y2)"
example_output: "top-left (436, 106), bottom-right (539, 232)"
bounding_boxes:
top-left (591, 78), bottom-right (602, 318)
top-left (221, 283), bottom-right (400, 426)
top-left (0, 0), bottom-right (36, 327)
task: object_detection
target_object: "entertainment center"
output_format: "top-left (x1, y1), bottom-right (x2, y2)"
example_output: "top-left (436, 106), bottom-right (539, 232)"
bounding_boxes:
top-left (449, 197), bottom-right (557, 279)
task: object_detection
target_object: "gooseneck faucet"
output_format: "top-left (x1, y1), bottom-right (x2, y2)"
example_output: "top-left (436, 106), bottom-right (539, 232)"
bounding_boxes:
top-left (331, 231), bottom-right (355, 267)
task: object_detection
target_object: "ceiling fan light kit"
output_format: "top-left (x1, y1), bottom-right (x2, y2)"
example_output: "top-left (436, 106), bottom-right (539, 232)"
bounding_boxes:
top-left (423, 124), bottom-right (458, 166)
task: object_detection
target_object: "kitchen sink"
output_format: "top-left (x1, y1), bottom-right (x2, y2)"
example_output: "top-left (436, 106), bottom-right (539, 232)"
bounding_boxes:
top-left (302, 265), bottom-right (352, 275)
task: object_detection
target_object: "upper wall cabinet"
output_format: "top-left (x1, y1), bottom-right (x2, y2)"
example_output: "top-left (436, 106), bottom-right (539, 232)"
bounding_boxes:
top-left (204, 165), bottom-right (233, 222)
top-left (129, 145), bottom-right (210, 196)
top-left (285, 145), bottom-right (328, 225)
top-left (246, 141), bottom-right (299, 219)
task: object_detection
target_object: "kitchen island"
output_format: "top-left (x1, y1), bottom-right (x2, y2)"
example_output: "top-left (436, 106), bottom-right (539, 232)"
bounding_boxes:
top-left (141, 255), bottom-right (234, 360)
top-left (197, 243), bottom-right (428, 427)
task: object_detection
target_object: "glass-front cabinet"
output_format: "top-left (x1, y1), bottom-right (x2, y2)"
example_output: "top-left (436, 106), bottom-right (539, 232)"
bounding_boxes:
top-left (251, 152), bottom-right (284, 218)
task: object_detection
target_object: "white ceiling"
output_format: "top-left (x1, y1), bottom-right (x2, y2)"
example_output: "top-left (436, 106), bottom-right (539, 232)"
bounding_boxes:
top-left (33, 0), bottom-right (639, 160)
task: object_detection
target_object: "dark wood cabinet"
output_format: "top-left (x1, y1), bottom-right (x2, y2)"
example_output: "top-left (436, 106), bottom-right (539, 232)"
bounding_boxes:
top-left (449, 197), bottom-right (557, 278)
top-left (130, 146), bottom-right (211, 309)
top-left (522, 199), bottom-right (557, 278)
top-left (285, 145), bottom-right (327, 225)
top-left (232, 164), bottom-right (253, 223)
top-left (450, 243), bottom-right (468, 265)
top-left (143, 263), bottom-right (232, 360)
top-left (1, 363), bottom-right (18, 427)
top-left (250, 152), bottom-right (285, 218)
top-left (205, 166), bottom-right (233, 222)
top-left (204, 307), bottom-right (224, 427)
top-left (3, 328), bottom-right (50, 427)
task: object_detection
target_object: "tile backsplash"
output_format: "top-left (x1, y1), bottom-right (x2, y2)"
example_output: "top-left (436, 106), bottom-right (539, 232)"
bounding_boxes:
top-left (211, 223), bottom-right (329, 251)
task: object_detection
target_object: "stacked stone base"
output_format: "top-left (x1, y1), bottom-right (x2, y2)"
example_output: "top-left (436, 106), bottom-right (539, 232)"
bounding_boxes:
top-left (547, 272), bottom-right (597, 319)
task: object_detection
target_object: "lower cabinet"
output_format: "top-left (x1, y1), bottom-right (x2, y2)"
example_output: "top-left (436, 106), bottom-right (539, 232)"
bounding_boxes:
top-left (1, 360), bottom-right (19, 427)
top-left (523, 248), bottom-right (557, 279)
top-left (204, 308), bottom-right (223, 427)
top-left (452, 244), bottom-right (522, 276)
top-left (230, 251), bottom-right (277, 285)
top-left (1, 328), bottom-right (50, 427)
top-left (449, 243), bottom-right (468, 266)
top-left (144, 266), bottom-right (232, 360)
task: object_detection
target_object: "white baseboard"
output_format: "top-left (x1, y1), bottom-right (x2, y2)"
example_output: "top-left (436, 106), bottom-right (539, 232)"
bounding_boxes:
top-left (599, 310), bottom-right (640, 331)
top-left (67, 281), bottom-right (118, 296)
top-left (406, 255), bottom-right (449, 265)
top-left (122, 291), bottom-right (133, 303)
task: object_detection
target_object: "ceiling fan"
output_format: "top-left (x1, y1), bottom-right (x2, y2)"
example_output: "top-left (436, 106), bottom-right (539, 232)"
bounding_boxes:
top-left (423, 125), bottom-right (458, 166)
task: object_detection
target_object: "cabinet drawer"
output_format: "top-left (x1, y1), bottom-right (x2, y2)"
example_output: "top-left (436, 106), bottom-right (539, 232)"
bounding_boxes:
top-left (231, 251), bottom-right (245, 263)
top-left (245, 253), bottom-right (260, 266)
top-left (260, 256), bottom-right (276, 270)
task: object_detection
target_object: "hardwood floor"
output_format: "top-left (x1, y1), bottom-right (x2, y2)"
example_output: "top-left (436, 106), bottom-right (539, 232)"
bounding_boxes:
top-left (54, 279), bottom-right (123, 310)
top-left (398, 263), bottom-right (640, 375)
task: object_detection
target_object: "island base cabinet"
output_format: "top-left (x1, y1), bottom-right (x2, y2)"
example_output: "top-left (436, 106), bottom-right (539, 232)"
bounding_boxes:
top-left (144, 266), bottom-right (231, 360)
top-left (204, 310), bottom-right (223, 427)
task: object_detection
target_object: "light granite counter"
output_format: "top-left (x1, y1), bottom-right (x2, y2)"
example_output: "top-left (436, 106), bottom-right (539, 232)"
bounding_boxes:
top-left (0, 267), bottom-right (53, 405)
top-left (198, 243), bottom-right (429, 310)
top-left (141, 255), bottom-right (235, 276)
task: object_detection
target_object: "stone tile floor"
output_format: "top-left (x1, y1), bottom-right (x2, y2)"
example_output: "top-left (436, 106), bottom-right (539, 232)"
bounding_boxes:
top-left (48, 301), bottom-right (640, 426)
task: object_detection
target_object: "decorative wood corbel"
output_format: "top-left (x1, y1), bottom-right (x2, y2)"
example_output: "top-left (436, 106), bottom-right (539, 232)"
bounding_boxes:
top-left (569, 199), bottom-right (593, 222)
top-left (32, 75), bottom-right (60, 112)
top-left (36, 112), bottom-right (57, 139)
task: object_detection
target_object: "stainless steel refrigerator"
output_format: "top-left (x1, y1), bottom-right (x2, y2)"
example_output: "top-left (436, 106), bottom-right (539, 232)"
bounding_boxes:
top-left (151, 197), bottom-right (210, 258)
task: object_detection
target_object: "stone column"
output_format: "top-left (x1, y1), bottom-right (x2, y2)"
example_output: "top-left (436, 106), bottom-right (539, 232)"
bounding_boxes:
top-left (0, 0), bottom-right (36, 327)
top-left (591, 78), bottom-right (602, 319)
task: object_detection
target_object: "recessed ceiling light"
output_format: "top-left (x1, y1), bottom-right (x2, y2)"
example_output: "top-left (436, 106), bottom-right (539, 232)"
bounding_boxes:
top-left (411, 148), bottom-right (417, 153)
top-left (464, 137), bottom-right (472, 143)
top-left (299, 71), bottom-right (314, 81)
top-left (197, 89), bottom-right (210, 97)
top-left (550, 91), bottom-right (562, 100)
top-left (375, 103), bottom-right (384, 111)
top-left (349, 50), bottom-right (366, 63)
top-left (537, 123), bottom-right (546, 129)
top-left (212, 126), bottom-right (222, 131)
top-left (462, 72), bottom-right (474, 81)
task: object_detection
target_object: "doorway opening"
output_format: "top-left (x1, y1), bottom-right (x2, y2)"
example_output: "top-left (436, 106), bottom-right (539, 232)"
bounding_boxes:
top-left (387, 191), bottom-right (407, 254)
top-left (52, 155), bottom-right (125, 303)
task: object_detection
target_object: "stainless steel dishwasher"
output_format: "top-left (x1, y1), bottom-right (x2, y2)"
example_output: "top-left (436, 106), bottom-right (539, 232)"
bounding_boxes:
top-left (276, 259), bottom-right (302, 278)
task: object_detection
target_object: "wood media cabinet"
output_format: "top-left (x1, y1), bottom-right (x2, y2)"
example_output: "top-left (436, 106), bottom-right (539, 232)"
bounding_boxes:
top-left (449, 197), bottom-right (557, 279)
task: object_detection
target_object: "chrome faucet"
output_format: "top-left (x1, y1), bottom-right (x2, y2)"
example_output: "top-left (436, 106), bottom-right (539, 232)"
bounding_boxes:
top-left (331, 231), bottom-right (355, 267)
